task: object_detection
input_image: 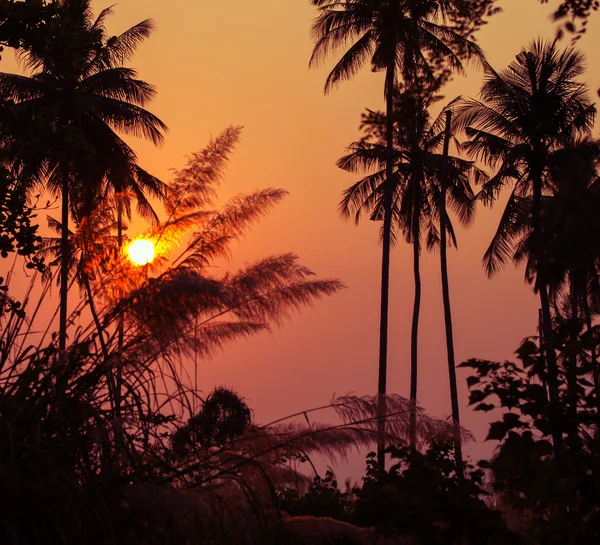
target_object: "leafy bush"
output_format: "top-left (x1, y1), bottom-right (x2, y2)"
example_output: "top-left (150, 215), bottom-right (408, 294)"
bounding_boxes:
top-left (462, 336), bottom-right (600, 543)
top-left (278, 470), bottom-right (354, 521)
top-left (353, 443), bottom-right (513, 545)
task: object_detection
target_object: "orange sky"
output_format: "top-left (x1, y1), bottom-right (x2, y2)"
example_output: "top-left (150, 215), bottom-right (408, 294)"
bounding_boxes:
top-left (3, 0), bottom-right (600, 477)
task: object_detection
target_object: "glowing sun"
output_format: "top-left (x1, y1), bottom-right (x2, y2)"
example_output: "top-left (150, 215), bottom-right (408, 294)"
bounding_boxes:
top-left (128, 239), bottom-right (155, 266)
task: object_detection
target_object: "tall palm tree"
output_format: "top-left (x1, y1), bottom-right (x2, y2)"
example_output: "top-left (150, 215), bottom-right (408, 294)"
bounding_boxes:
top-left (309, 0), bottom-right (483, 468)
top-left (438, 108), bottom-right (465, 477)
top-left (455, 40), bottom-right (596, 457)
top-left (0, 0), bottom-right (167, 350)
top-left (338, 88), bottom-right (483, 453)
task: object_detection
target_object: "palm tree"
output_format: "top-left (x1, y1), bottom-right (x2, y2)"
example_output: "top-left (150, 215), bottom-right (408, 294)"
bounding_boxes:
top-left (455, 40), bottom-right (596, 457)
top-left (513, 139), bottom-right (600, 432)
top-left (338, 88), bottom-right (483, 454)
top-left (438, 108), bottom-right (465, 477)
top-left (0, 0), bottom-right (167, 350)
top-left (309, 0), bottom-right (483, 468)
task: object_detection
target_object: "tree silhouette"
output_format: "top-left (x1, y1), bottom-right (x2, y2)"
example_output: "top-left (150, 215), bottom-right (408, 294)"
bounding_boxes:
top-left (455, 39), bottom-right (596, 457)
top-left (338, 87), bottom-right (483, 455)
top-left (309, 0), bottom-right (483, 468)
top-left (0, 0), bottom-right (166, 350)
top-left (438, 108), bottom-right (465, 477)
top-left (510, 139), bottom-right (600, 432)
top-left (0, 0), bottom-right (56, 51)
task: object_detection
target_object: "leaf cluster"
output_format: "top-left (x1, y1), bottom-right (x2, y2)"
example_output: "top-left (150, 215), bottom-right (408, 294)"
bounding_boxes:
top-left (462, 333), bottom-right (600, 543)
top-left (0, 166), bottom-right (45, 274)
top-left (0, 0), bottom-right (56, 52)
top-left (352, 442), bottom-right (512, 544)
top-left (277, 470), bottom-right (354, 521)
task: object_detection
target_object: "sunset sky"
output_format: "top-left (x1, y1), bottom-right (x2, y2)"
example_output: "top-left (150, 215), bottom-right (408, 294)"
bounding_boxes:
top-left (4, 0), bottom-right (600, 476)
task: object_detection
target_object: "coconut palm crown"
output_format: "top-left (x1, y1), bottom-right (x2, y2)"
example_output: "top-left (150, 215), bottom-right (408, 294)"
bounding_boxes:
top-left (0, 0), bottom-right (167, 349)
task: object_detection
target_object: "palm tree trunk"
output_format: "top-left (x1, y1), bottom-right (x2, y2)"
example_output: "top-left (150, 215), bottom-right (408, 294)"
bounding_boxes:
top-left (59, 175), bottom-right (69, 351)
top-left (115, 199), bottom-right (124, 432)
top-left (539, 289), bottom-right (563, 450)
top-left (532, 166), bottom-right (563, 458)
top-left (116, 201), bottom-right (125, 343)
top-left (409, 185), bottom-right (421, 451)
top-left (439, 110), bottom-right (464, 478)
top-left (538, 308), bottom-right (550, 396)
top-left (117, 200), bottom-right (124, 348)
top-left (377, 63), bottom-right (396, 471)
top-left (567, 276), bottom-right (580, 450)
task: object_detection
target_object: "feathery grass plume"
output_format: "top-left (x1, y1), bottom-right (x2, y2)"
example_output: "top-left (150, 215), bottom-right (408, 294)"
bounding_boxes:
top-left (40, 197), bottom-right (119, 287)
top-left (185, 394), bottom-right (470, 477)
top-left (165, 126), bottom-right (243, 216)
top-left (331, 394), bottom-right (472, 446)
top-left (86, 127), bottom-right (345, 361)
top-left (0, 124), bottom-right (349, 543)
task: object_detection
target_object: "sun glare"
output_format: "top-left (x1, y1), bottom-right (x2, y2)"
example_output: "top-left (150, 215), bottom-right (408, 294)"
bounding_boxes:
top-left (128, 239), bottom-right (155, 266)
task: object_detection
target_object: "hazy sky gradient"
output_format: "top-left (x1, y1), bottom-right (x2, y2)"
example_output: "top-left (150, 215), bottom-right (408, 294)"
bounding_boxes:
top-left (4, 0), bottom-right (600, 475)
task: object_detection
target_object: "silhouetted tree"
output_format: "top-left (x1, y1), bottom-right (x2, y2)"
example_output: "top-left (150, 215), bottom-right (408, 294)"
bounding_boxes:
top-left (438, 108), bottom-right (465, 477)
top-left (339, 88), bottom-right (483, 456)
top-left (171, 387), bottom-right (253, 455)
top-left (510, 139), bottom-right (600, 429)
top-left (0, 166), bottom-right (45, 275)
top-left (310, 0), bottom-right (483, 468)
top-left (0, 0), bottom-right (55, 51)
top-left (462, 336), bottom-right (600, 543)
top-left (455, 39), bottom-right (596, 457)
top-left (353, 443), bottom-right (512, 544)
top-left (0, 0), bottom-right (166, 350)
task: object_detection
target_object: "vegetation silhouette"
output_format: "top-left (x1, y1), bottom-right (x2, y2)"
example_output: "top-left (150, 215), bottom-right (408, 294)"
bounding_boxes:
top-left (0, 126), bottom-right (373, 544)
top-left (0, 0), bottom-right (167, 350)
top-left (455, 39), bottom-right (596, 458)
top-left (507, 139), bottom-right (600, 437)
top-left (1, 1), bottom-right (600, 544)
top-left (461, 332), bottom-right (600, 542)
top-left (338, 86), bottom-right (485, 468)
top-left (310, 0), bottom-right (484, 469)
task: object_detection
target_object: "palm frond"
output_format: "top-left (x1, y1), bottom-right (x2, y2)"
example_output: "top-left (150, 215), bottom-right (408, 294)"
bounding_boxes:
top-left (82, 67), bottom-right (157, 106)
top-left (483, 190), bottom-right (530, 276)
top-left (89, 19), bottom-right (155, 73)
